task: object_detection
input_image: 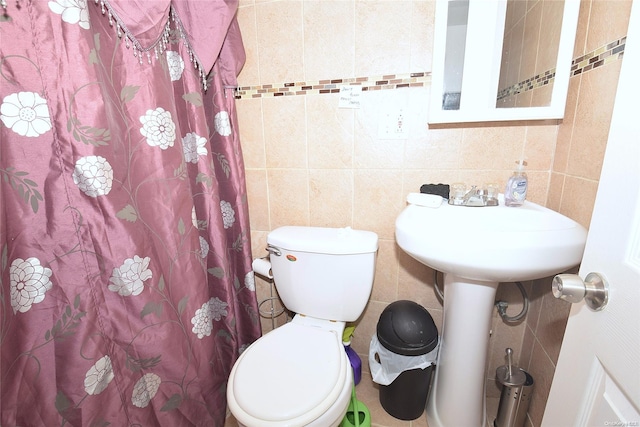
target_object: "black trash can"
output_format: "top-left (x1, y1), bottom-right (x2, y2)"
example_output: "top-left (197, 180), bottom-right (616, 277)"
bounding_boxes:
top-left (372, 300), bottom-right (439, 420)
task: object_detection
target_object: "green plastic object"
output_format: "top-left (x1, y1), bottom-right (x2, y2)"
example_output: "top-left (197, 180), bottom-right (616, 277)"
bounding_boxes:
top-left (343, 325), bottom-right (356, 343)
top-left (341, 385), bottom-right (371, 427)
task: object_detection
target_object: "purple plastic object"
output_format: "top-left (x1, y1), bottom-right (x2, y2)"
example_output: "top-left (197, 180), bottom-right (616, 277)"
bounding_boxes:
top-left (344, 344), bottom-right (362, 385)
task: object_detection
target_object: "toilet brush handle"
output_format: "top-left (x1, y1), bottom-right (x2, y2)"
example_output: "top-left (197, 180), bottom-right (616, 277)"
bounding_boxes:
top-left (506, 348), bottom-right (514, 379)
top-left (350, 385), bottom-right (360, 427)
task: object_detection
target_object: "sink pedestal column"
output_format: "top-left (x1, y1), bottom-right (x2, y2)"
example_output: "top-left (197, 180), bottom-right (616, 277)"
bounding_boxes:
top-left (426, 274), bottom-right (499, 427)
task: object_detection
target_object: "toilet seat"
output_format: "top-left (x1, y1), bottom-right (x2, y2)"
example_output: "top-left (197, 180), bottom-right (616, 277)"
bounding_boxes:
top-left (227, 320), bottom-right (349, 426)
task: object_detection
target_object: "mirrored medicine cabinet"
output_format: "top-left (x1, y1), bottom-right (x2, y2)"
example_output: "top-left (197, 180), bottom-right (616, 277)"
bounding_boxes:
top-left (428, 0), bottom-right (580, 124)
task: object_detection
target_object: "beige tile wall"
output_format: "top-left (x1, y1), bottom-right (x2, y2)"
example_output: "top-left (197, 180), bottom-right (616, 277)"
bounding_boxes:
top-left (234, 0), bottom-right (631, 425)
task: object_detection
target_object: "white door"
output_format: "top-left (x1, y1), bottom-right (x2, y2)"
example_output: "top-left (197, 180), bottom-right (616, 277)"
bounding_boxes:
top-left (542, 1), bottom-right (640, 425)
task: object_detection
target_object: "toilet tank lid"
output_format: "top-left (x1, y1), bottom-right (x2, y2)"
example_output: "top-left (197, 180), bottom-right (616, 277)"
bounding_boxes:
top-left (267, 226), bottom-right (378, 255)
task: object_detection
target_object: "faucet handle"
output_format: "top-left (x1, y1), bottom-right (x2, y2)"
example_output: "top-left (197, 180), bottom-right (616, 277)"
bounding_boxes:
top-left (449, 183), bottom-right (467, 205)
top-left (485, 183), bottom-right (499, 200)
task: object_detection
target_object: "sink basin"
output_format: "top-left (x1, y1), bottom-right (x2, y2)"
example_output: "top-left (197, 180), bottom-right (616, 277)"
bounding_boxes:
top-left (395, 194), bottom-right (588, 427)
top-left (395, 195), bottom-right (588, 282)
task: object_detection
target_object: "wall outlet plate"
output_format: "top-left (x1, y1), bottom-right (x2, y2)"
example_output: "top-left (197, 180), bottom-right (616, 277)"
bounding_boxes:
top-left (378, 107), bottom-right (408, 139)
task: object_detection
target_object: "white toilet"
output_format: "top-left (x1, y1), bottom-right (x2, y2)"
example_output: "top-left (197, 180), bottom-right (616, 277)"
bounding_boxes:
top-left (227, 226), bottom-right (378, 427)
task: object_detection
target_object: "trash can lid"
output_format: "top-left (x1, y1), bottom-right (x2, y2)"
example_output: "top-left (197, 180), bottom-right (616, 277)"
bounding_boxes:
top-left (376, 300), bottom-right (438, 356)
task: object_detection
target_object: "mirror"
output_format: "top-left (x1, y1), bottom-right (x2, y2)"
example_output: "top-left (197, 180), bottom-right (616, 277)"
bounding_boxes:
top-left (429, 0), bottom-right (580, 124)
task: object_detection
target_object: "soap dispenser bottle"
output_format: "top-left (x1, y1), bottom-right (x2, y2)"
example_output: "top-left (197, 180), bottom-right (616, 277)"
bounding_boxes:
top-left (505, 160), bottom-right (528, 207)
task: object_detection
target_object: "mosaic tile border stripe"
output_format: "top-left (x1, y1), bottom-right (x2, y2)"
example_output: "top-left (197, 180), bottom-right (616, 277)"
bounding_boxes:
top-left (496, 69), bottom-right (556, 101)
top-left (497, 36), bottom-right (626, 101)
top-left (571, 36), bottom-right (626, 76)
top-left (234, 72), bottom-right (431, 100)
top-left (235, 36), bottom-right (625, 101)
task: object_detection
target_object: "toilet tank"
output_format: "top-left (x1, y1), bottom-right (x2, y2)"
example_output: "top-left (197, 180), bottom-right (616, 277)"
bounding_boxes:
top-left (267, 226), bottom-right (378, 322)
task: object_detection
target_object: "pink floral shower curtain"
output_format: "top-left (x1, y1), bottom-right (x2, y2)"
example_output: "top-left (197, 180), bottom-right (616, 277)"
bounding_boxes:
top-left (0, 1), bottom-right (261, 425)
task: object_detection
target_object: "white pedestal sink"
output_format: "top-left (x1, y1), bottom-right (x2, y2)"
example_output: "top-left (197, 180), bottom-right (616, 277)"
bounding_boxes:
top-left (395, 195), bottom-right (587, 427)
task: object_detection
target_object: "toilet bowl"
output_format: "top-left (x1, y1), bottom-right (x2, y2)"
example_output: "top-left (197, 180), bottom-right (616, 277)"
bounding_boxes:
top-left (226, 226), bottom-right (378, 427)
top-left (227, 316), bottom-right (353, 427)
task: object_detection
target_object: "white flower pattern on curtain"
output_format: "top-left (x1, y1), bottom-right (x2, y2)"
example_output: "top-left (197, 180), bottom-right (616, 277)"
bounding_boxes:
top-left (131, 373), bottom-right (162, 408)
top-left (48, 0), bottom-right (91, 30)
top-left (0, 92), bottom-right (53, 137)
top-left (0, 1), bottom-right (260, 425)
top-left (191, 297), bottom-right (230, 339)
top-left (166, 51), bottom-right (185, 81)
top-left (214, 111), bottom-right (232, 136)
top-left (182, 132), bottom-right (208, 163)
top-left (108, 256), bottom-right (153, 296)
top-left (72, 155), bottom-right (114, 197)
top-left (140, 107), bottom-right (177, 150)
top-left (83, 355), bottom-right (115, 395)
top-left (9, 258), bottom-right (53, 314)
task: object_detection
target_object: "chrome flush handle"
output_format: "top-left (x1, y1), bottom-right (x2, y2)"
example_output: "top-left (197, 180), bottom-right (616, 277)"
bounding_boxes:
top-left (266, 245), bottom-right (281, 256)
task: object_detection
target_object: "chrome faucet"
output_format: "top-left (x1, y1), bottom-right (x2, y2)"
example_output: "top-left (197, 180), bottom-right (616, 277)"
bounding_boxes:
top-left (449, 185), bottom-right (499, 206)
top-left (462, 186), bottom-right (485, 206)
